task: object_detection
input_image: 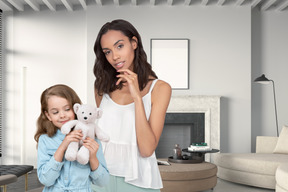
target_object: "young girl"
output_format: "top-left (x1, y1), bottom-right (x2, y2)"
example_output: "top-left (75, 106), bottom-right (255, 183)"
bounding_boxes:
top-left (92, 19), bottom-right (172, 192)
top-left (34, 84), bottom-right (109, 192)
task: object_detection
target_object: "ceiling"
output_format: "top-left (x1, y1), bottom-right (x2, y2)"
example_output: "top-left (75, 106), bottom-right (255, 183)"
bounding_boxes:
top-left (0, 0), bottom-right (288, 12)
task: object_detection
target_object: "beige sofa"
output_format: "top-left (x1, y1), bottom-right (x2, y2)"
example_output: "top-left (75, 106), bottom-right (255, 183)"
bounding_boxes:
top-left (276, 163), bottom-right (288, 192)
top-left (213, 135), bottom-right (288, 190)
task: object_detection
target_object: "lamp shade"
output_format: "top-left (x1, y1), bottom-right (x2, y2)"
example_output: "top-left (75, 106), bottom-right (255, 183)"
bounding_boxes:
top-left (254, 74), bottom-right (271, 84)
top-left (254, 74), bottom-right (279, 137)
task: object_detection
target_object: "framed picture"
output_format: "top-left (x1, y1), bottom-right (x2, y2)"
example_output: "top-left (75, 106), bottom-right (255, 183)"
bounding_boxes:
top-left (150, 39), bottom-right (189, 90)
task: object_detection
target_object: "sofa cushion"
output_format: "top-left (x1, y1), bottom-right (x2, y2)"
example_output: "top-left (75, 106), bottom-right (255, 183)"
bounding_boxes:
top-left (256, 136), bottom-right (278, 153)
top-left (217, 166), bottom-right (276, 189)
top-left (276, 163), bottom-right (288, 191)
top-left (213, 153), bottom-right (288, 175)
top-left (274, 125), bottom-right (288, 154)
top-left (0, 174), bottom-right (17, 186)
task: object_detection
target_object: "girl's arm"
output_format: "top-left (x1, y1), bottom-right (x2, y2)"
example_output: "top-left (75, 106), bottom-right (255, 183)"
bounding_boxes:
top-left (54, 129), bottom-right (83, 162)
top-left (83, 137), bottom-right (110, 186)
top-left (83, 137), bottom-right (99, 171)
top-left (37, 130), bottom-right (83, 186)
top-left (37, 135), bottom-right (64, 186)
top-left (117, 69), bottom-right (172, 157)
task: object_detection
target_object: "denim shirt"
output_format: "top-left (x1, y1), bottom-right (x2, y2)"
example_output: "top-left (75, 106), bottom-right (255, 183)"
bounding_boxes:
top-left (37, 129), bottom-right (109, 192)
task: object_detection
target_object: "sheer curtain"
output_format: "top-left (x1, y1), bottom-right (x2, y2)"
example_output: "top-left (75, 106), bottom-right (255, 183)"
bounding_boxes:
top-left (0, 9), bottom-right (3, 158)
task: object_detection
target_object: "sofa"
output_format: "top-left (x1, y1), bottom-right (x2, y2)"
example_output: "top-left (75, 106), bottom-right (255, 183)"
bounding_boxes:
top-left (213, 125), bottom-right (288, 190)
top-left (276, 163), bottom-right (288, 192)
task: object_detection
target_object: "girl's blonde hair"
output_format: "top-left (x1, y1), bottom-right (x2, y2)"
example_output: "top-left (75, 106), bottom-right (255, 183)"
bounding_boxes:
top-left (34, 84), bottom-right (82, 143)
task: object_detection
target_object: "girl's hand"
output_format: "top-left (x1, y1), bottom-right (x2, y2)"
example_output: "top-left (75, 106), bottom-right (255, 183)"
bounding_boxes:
top-left (116, 69), bottom-right (141, 100)
top-left (83, 137), bottom-right (100, 171)
top-left (82, 136), bottom-right (99, 160)
top-left (54, 129), bottom-right (83, 162)
top-left (62, 129), bottom-right (83, 149)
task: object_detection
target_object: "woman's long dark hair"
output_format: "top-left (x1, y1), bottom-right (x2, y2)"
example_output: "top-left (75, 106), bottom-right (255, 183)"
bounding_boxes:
top-left (93, 19), bottom-right (157, 96)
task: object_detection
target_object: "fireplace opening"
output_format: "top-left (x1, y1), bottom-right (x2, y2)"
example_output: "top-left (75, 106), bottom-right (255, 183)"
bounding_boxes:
top-left (155, 113), bottom-right (205, 158)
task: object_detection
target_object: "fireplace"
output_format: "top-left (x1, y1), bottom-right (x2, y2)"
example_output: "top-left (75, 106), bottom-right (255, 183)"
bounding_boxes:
top-left (156, 95), bottom-right (221, 162)
top-left (156, 113), bottom-right (205, 158)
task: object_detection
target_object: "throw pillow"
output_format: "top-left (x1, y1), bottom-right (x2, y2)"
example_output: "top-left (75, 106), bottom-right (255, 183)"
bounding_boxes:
top-left (274, 125), bottom-right (288, 154)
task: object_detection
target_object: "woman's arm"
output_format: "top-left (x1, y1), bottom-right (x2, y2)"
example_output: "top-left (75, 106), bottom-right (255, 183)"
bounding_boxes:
top-left (134, 80), bottom-right (171, 157)
top-left (95, 89), bottom-right (103, 108)
top-left (115, 69), bottom-right (172, 157)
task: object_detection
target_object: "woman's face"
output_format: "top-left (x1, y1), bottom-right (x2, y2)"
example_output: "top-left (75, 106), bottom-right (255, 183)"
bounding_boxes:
top-left (45, 96), bottom-right (75, 129)
top-left (100, 30), bottom-right (137, 71)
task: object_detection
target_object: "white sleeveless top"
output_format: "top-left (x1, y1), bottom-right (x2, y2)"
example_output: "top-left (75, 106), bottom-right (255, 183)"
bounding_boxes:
top-left (98, 79), bottom-right (163, 189)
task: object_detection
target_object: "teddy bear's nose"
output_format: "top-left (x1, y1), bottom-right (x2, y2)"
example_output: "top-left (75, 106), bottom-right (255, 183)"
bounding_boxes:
top-left (84, 117), bottom-right (87, 120)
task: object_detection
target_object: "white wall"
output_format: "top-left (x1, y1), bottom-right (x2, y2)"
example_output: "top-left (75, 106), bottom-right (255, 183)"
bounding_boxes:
top-left (3, 9), bottom-right (87, 166)
top-left (3, 4), bottom-right (252, 166)
top-left (252, 10), bottom-right (288, 151)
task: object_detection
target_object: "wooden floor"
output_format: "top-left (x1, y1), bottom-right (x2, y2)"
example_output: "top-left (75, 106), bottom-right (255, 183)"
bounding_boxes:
top-left (3, 169), bottom-right (44, 192)
top-left (3, 170), bottom-right (276, 192)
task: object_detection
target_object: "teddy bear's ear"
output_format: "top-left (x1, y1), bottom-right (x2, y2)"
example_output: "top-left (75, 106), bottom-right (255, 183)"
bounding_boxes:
top-left (73, 103), bottom-right (81, 113)
top-left (96, 108), bottom-right (103, 118)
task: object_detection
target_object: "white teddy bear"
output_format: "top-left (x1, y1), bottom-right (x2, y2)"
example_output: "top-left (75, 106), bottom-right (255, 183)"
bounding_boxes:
top-left (61, 103), bottom-right (109, 165)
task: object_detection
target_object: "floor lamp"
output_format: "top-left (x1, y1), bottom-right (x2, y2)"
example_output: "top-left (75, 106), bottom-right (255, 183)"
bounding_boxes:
top-left (254, 74), bottom-right (279, 137)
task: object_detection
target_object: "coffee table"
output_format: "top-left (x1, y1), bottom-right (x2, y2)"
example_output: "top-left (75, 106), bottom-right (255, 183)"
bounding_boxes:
top-left (168, 148), bottom-right (219, 164)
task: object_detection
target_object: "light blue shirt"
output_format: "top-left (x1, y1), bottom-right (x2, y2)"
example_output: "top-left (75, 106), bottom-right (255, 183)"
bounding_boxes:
top-left (37, 129), bottom-right (109, 192)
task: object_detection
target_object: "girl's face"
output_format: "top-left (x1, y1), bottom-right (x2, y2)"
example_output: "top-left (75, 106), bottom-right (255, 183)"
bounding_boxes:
top-left (45, 96), bottom-right (75, 129)
top-left (100, 30), bottom-right (137, 71)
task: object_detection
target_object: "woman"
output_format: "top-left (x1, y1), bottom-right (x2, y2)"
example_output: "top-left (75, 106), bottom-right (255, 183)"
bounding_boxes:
top-left (92, 19), bottom-right (171, 192)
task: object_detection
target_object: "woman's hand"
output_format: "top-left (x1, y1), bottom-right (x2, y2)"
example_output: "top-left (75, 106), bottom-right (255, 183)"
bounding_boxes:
top-left (83, 137), bottom-right (100, 171)
top-left (116, 69), bottom-right (141, 101)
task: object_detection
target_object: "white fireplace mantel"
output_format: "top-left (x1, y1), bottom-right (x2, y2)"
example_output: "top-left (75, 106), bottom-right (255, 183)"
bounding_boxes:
top-left (167, 95), bottom-right (221, 161)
